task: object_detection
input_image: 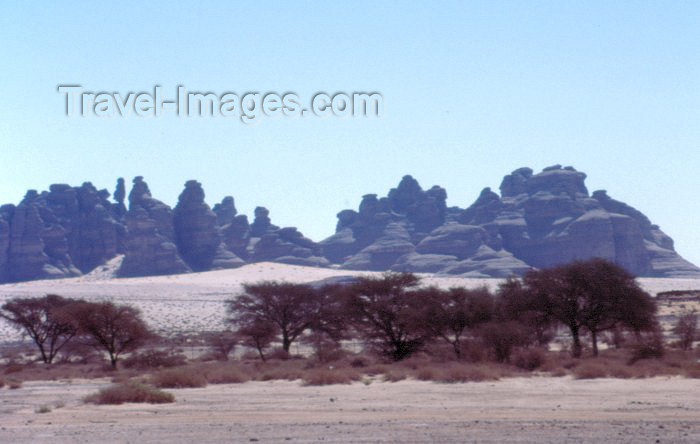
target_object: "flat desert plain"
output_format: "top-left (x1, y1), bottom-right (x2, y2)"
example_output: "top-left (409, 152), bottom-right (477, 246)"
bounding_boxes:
top-left (1, 262), bottom-right (700, 443)
top-left (1, 376), bottom-right (699, 443)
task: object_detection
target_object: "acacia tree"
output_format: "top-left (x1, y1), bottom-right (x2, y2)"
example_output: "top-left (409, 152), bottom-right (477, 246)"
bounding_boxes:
top-left (68, 301), bottom-right (154, 369)
top-left (524, 259), bottom-right (657, 357)
top-left (0, 295), bottom-right (82, 364)
top-left (235, 321), bottom-right (277, 361)
top-left (343, 273), bottom-right (431, 361)
top-left (227, 282), bottom-right (319, 353)
top-left (496, 278), bottom-right (555, 347)
top-left (424, 286), bottom-right (494, 358)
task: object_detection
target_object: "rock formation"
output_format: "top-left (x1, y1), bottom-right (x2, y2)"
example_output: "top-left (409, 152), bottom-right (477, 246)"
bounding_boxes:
top-left (1, 166), bottom-right (697, 282)
top-left (173, 181), bottom-right (243, 271)
top-left (320, 167), bottom-right (700, 278)
top-left (118, 177), bottom-right (191, 277)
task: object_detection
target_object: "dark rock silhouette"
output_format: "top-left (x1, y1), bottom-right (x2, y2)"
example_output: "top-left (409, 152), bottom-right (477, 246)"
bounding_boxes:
top-left (118, 177), bottom-right (190, 277)
top-left (173, 181), bottom-right (243, 271)
top-left (112, 178), bottom-right (127, 219)
top-left (4, 191), bottom-right (80, 281)
top-left (0, 166), bottom-right (697, 282)
top-left (321, 167), bottom-right (700, 278)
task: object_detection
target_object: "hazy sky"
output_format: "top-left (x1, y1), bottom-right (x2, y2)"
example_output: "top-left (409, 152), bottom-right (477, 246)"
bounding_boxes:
top-left (1, 1), bottom-right (699, 265)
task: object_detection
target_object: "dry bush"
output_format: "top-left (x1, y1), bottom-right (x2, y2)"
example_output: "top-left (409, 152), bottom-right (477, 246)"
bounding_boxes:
top-left (572, 361), bottom-right (609, 379)
top-left (415, 367), bottom-right (437, 381)
top-left (628, 331), bottom-right (665, 364)
top-left (258, 367), bottom-right (305, 381)
top-left (0, 378), bottom-right (4, 388)
top-left (267, 348), bottom-right (292, 361)
top-left (414, 363), bottom-right (501, 383)
top-left (8, 379), bottom-right (23, 389)
top-left (512, 348), bottom-right (546, 371)
top-left (198, 363), bottom-right (250, 384)
top-left (122, 350), bottom-right (187, 370)
top-left (84, 381), bottom-right (174, 404)
top-left (683, 364), bottom-right (700, 378)
top-left (383, 369), bottom-right (407, 382)
top-left (434, 364), bottom-right (496, 383)
top-left (301, 368), bottom-right (361, 386)
top-left (349, 355), bottom-right (372, 368)
top-left (3, 363), bottom-right (25, 374)
top-left (151, 367), bottom-right (207, 388)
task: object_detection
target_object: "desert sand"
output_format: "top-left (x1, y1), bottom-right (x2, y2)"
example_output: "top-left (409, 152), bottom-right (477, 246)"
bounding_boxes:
top-left (1, 376), bottom-right (698, 443)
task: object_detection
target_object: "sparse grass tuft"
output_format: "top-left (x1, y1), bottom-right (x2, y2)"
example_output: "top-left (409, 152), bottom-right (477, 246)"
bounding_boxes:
top-left (85, 381), bottom-right (174, 404)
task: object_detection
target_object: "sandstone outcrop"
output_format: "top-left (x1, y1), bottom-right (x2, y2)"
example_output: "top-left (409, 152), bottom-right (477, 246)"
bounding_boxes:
top-left (320, 166), bottom-right (700, 278)
top-left (1, 166), bottom-right (697, 282)
top-left (173, 181), bottom-right (243, 271)
top-left (118, 177), bottom-right (190, 277)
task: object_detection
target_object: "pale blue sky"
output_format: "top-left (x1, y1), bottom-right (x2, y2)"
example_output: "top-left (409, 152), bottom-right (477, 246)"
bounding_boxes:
top-left (1, 1), bottom-right (699, 265)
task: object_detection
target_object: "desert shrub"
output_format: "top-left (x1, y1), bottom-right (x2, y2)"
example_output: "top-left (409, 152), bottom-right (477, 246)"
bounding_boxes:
top-left (415, 367), bottom-right (437, 381)
top-left (35, 405), bottom-right (51, 414)
top-left (57, 342), bottom-right (102, 364)
top-left (349, 356), bottom-right (370, 368)
top-left (413, 364), bottom-right (500, 383)
top-left (308, 335), bottom-right (346, 363)
top-left (7, 379), bottom-right (23, 389)
top-left (267, 348), bottom-right (292, 361)
top-left (122, 350), bottom-right (187, 369)
top-left (457, 339), bottom-right (486, 363)
top-left (85, 381), bottom-right (174, 404)
top-left (434, 365), bottom-right (496, 383)
top-left (253, 360), bottom-right (305, 381)
top-left (3, 363), bottom-right (25, 374)
top-left (151, 367), bottom-right (207, 388)
top-left (0, 378), bottom-right (4, 388)
top-left (512, 348), bottom-right (546, 371)
top-left (572, 361), bottom-right (608, 379)
top-left (683, 364), bottom-right (700, 378)
top-left (301, 368), bottom-right (360, 386)
top-left (629, 331), bottom-right (665, 364)
top-left (205, 330), bottom-right (238, 361)
top-left (672, 311), bottom-right (697, 351)
top-left (383, 369), bottom-right (407, 382)
top-left (201, 364), bottom-right (249, 384)
top-left (480, 321), bottom-right (529, 362)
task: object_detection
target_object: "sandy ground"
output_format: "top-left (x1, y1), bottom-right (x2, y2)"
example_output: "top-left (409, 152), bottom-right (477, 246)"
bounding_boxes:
top-left (2, 262), bottom-right (700, 341)
top-left (0, 376), bottom-right (698, 443)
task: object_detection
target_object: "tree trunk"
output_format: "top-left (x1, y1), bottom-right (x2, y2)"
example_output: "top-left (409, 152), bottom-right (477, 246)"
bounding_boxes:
top-left (282, 334), bottom-right (291, 352)
top-left (591, 330), bottom-right (599, 356)
top-left (571, 325), bottom-right (582, 358)
top-left (109, 353), bottom-right (118, 369)
top-left (452, 340), bottom-right (462, 359)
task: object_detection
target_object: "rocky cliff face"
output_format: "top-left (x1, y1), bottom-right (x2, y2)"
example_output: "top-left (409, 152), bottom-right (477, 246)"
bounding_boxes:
top-left (0, 166), bottom-right (697, 282)
top-left (118, 177), bottom-right (191, 277)
top-left (173, 180), bottom-right (243, 271)
top-left (320, 166), bottom-right (700, 278)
